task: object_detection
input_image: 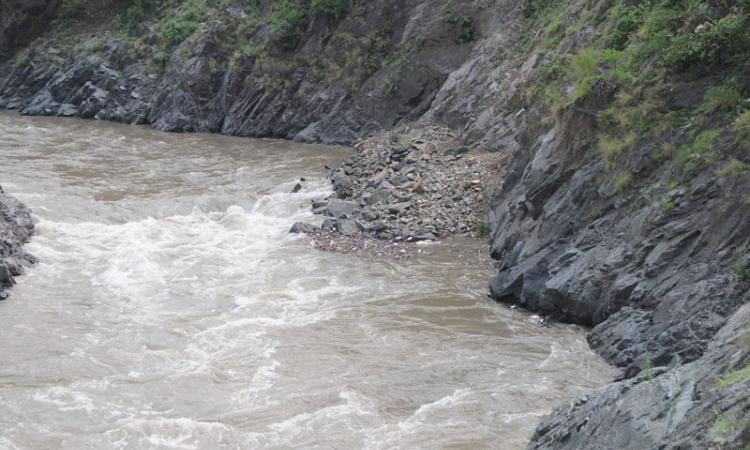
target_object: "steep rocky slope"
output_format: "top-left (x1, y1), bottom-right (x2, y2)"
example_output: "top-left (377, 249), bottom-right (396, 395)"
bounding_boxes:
top-left (1, 0), bottom-right (748, 448)
top-left (0, 0), bottom-right (518, 144)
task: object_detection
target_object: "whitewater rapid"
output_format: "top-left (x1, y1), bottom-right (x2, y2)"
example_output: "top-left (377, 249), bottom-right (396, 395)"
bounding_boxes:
top-left (0, 112), bottom-right (615, 449)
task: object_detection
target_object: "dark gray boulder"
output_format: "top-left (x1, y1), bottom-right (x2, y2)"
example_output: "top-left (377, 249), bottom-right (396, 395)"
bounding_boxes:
top-left (0, 187), bottom-right (36, 294)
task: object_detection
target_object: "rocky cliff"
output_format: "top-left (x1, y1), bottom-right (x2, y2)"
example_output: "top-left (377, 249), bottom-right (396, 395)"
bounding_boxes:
top-left (0, 0), bottom-right (518, 144)
top-left (1, 0), bottom-right (748, 448)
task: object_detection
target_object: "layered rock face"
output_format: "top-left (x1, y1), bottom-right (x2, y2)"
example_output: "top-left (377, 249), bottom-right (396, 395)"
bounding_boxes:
top-left (0, 0), bottom-right (748, 448)
top-left (530, 301), bottom-right (750, 449)
top-left (0, 0), bottom-right (519, 144)
top-left (0, 187), bottom-right (36, 298)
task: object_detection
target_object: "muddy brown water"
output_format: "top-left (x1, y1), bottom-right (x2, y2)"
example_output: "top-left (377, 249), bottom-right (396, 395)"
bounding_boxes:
top-left (0, 112), bottom-right (615, 449)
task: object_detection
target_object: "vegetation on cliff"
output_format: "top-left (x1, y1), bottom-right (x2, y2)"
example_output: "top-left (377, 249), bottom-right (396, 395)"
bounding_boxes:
top-left (523, 0), bottom-right (750, 194)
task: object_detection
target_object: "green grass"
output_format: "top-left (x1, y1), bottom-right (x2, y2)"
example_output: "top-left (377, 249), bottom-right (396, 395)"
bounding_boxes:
top-left (717, 159), bottom-right (750, 177)
top-left (311, 0), bottom-right (348, 17)
top-left (703, 84), bottom-right (745, 115)
top-left (119, 0), bottom-right (162, 30)
top-left (661, 200), bottom-right (676, 215)
top-left (521, 0), bottom-right (750, 188)
top-left (384, 53), bottom-right (405, 95)
top-left (677, 130), bottom-right (721, 175)
top-left (267, 0), bottom-right (306, 50)
top-left (613, 171), bottom-right (634, 192)
top-left (156, 2), bottom-right (210, 55)
top-left (641, 354), bottom-right (655, 380)
top-left (735, 110), bottom-right (750, 141)
top-left (710, 414), bottom-right (736, 440)
top-left (715, 362), bottom-right (750, 388)
top-left (600, 132), bottom-right (638, 170)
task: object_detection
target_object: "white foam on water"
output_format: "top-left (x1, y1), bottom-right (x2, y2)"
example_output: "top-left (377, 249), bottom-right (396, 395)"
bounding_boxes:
top-left (0, 115), bottom-right (617, 450)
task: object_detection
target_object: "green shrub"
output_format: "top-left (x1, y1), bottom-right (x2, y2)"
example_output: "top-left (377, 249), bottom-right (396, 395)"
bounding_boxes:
top-left (661, 199), bottom-right (676, 214)
top-left (613, 171), bottom-right (634, 192)
top-left (447, 9), bottom-right (476, 44)
top-left (384, 54), bottom-right (404, 95)
top-left (569, 48), bottom-right (599, 100)
top-left (734, 110), bottom-right (750, 140)
top-left (570, 48), bottom-right (598, 81)
top-left (156, 2), bottom-right (210, 53)
top-left (717, 159), bottom-right (750, 177)
top-left (600, 132), bottom-right (637, 169)
top-left (474, 220), bottom-right (490, 239)
top-left (703, 85), bottom-right (745, 114)
top-left (120, 0), bottom-right (161, 30)
top-left (58, 0), bottom-right (86, 21)
top-left (662, 14), bottom-right (750, 73)
top-left (268, 0), bottom-right (306, 49)
top-left (311, 0), bottom-right (348, 17)
top-left (608, 3), bottom-right (646, 49)
top-left (736, 247), bottom-right (750, 281)
top-left (676, 129), bottom-right (721, 175)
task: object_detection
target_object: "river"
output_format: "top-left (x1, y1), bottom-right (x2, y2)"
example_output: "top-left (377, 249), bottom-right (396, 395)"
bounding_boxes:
top-left (0, 111), bottom-right (614, 449)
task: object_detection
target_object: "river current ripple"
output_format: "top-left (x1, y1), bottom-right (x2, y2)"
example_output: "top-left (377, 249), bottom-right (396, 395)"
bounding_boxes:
top-left (0, 112), bottom-right (614, 450)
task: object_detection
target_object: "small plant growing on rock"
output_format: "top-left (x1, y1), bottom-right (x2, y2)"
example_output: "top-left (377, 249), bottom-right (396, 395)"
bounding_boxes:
top-left (735, 247), bottom-right (749, 281)
top-left (474, 220), bottom-right (490, 239)
top-left (446, 9), bottom-right (476, 44)
top-left (613, 171), bottom-right (634, 192)
top-left (383, 55), bottom-right (405, 95)
top-left (641, 354), bottom-right (655, 381)
top-left (660, 200), bottom-right (675, 215)
top-left (702, 84), bottom-right (744, 115)
top-left (568, 48), bottom-right (601, 101)
top-left (735, 110), bottom-right (750, 143)
top-left (398, 135), bottom-right (413, 150)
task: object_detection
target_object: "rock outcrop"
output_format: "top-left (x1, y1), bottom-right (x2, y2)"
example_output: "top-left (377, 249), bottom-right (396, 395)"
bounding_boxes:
top-left (530, 301), bottom-right (750, 449)
top-left (0, 186), bottom-right (36, 299)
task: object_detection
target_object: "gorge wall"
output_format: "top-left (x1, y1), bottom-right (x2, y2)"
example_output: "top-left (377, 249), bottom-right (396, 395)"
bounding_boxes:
top-left (1, 0), bottom-right (748, 448)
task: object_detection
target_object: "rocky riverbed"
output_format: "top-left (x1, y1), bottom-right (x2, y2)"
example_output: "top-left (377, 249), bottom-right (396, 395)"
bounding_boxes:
top-left (0, 186), bottom-right (35, 299)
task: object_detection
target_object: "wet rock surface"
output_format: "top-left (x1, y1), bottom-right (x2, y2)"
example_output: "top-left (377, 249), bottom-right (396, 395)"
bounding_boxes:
top-left (529, 301), bottom-right (750, 450)
top-left (0, 186), bottom-right (36, 299)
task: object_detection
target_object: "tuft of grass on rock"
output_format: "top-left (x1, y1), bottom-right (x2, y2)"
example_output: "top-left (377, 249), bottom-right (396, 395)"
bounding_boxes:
top-left (474, 220), bottom-right (490, 239)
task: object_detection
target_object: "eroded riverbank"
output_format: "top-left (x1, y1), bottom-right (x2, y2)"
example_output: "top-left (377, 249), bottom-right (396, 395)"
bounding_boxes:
top-left (0, 112), bottom-right (615, 449)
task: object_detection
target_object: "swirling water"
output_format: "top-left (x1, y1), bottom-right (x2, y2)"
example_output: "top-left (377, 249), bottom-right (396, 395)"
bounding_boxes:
top-left (0, 112), bottom-right (615, 449)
